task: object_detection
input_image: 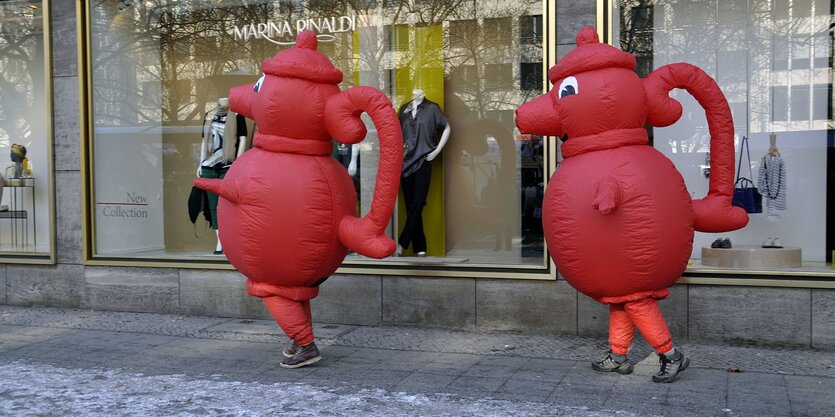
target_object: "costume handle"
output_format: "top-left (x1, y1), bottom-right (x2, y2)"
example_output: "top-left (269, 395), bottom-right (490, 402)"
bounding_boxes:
top-left (325, 86), bottom-right (403, 258)
top-left (644, 63), bottom-right (748, 232)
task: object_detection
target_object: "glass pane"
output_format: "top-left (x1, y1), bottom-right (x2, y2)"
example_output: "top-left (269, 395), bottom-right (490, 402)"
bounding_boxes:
top-left (89, 0), bottom-right (547, 267)
top-left (614, 0), bottom-right (835, 271)
top-left (0, 0), bottom-right (51, 256)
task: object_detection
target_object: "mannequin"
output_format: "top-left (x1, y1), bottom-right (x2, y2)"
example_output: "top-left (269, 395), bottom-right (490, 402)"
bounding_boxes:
top-left (759, 133), bottom-right (787, 247)
top-left (396, 88), bottom-right (451, 256)
top-left (197, 97), bottom-right (248, 254)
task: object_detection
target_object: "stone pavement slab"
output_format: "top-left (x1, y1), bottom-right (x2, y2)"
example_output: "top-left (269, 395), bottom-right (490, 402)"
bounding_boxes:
top-left (1, 305), bottom-right (834, 416)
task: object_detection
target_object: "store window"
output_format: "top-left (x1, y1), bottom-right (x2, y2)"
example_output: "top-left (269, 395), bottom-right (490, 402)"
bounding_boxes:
top-left (0, 1), bottom-right (54, 261)
top-left (613, 0), bottom-right (834, 272)
top-left (86, 1), bottom-right (548, 270)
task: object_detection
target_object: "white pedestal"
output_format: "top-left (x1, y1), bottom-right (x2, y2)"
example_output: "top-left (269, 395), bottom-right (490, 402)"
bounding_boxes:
top-left (701, 245), bottom-right (802, 269)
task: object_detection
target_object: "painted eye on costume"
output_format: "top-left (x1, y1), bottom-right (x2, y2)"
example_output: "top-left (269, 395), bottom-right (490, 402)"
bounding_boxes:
top-left (253, 74), bottom-right (266, 93)
top-left (558, 76), bottom-right (578, 98)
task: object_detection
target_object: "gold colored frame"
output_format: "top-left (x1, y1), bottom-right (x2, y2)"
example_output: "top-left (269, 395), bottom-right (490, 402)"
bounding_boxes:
top-left (77, 0), bottom-right (834, 288)
top-left (0, 0), bottom-right (57, 264)
top-left (78, 1), bottom-right (557, 280)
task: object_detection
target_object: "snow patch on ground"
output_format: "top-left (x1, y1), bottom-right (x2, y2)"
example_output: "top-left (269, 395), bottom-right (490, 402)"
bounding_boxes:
top-left (0, 361), bottom-right (652, 416)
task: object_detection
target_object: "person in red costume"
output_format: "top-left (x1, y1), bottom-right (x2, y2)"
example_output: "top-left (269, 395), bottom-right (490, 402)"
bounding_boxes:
top-left (516, 27), bottom-right (748, 383)
top-left (194, 31), bottom-right (403, 369)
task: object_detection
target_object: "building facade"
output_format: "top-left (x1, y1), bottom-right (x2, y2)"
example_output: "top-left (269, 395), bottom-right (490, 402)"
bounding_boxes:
top-left (1, 0), bottom-right (833, 349)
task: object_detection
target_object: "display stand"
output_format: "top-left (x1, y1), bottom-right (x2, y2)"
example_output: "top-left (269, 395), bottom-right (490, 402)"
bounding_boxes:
top-left (0, 178), bottom-right (35, 249)
top-left (701, 245), bottom-right (801, 269)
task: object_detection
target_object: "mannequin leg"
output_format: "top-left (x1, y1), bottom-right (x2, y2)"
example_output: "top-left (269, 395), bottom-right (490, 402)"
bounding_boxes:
top-left (398, 162), bottom-right (432, 253)
top-left (608, 303), bottom-right (634, 355)
top-left (215, 230), bottom-right (222, 253)
top-left (262, 295), bottom-right (315, 346)
top-left (622, 298), bottom-right (673, 354)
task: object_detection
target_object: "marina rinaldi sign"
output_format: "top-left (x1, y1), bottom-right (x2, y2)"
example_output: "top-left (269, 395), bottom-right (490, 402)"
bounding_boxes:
top-left (233, 15), bottom-right (357, 45)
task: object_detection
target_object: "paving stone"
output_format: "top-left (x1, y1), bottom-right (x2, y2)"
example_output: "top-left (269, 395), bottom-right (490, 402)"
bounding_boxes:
top-left (393, 372), bottom-right (458, 394)
top-left (811, 289), bottom-right (835, 350)
top-left (55, 171), bottom-right (82, 264)
top-left (475, 279), bottom-right (577, 334)
top-left (82, 267), bottom-right (179, 314)
top-left (494, 378), bottom-right (558, 402)
top-left (382, 277), bottom-right (475, 330)
top-left (6, 264), bottom-right (83, 307)
top-left (689, 286), bottom-right (811, 347)
top-left (313, 274), bottom-right (382, 326)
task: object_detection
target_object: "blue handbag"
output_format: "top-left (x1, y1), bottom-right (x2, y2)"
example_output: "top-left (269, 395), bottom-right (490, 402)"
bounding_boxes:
top-left (731, 136), bottom-right (762, 213)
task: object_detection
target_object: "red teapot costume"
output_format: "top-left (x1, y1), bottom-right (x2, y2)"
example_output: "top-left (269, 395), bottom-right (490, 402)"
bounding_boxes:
top-left (194, 31), bottom-right (402, 353)
top-left (516, 27), bottom-right (748, 360)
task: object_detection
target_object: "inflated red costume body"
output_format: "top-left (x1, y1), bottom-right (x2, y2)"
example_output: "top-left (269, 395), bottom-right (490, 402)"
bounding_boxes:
top-left (194, 31), bottom-right (402, 348)
top-left (516, 27), bottom-right (748, 356)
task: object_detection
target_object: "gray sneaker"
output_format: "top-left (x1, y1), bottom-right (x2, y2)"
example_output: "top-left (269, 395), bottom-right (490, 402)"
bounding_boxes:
top-left (591, 351), bottom-right (633, 374)
top-left (652, 349), bottom-right (690, 383)
top-left (280, 342), bottom-right (321, 369)
top-left (282, 342), bottom-right (300, 358)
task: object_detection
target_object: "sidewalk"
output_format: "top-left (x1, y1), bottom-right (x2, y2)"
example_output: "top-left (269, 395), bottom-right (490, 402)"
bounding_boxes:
top-left (1, 305), bottom-right (833, 416)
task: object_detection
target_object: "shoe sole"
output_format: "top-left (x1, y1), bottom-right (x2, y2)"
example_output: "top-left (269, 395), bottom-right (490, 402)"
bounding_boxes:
top-left (280, 355), bottom-right (321, 369)
top-left (652, 357), bottom-right (690, 383)
top-left (591, 364), bottom-right (634, 375)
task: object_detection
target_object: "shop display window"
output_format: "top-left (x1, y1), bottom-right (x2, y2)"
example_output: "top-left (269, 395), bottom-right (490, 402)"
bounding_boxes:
top-left (85, 0), bottom-right (548, 271)
top-left (0, 0), bottom-right (54, 261)
top-left (613, 0), bottom-right (834, 274)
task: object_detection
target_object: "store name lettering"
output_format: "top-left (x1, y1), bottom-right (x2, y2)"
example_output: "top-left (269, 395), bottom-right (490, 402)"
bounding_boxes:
top-left (232, 16), bottom-right (357, 45)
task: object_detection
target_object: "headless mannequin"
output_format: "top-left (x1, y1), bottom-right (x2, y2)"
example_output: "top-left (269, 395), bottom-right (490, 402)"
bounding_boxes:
top-left (198, 97), bottom-right (247, 254)
top-left (396, 88), bottom-right (451, 256)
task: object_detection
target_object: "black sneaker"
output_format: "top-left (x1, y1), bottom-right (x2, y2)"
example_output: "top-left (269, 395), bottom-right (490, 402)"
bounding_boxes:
top-left (652, 349), bottom-right (690, 383)
top-left (720, 238), bottom-right (732, 248)
top-left (710, 238), bottom-right (723, 248)
top-left (591, 351), bottom-right (633, 374)
top-left (282, 341), bottom-right (300, 358)
top-left (280, 342), bottom-right (321, 369)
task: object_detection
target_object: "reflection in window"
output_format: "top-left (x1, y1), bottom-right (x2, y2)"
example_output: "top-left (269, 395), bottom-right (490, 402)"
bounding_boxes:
top-left (0, 1), bottom-right (52, 255)
top-left (520, 62), bottom-right (542, 91)
top-left (772, 87), bottom-right (788, 121)
top-left (519, 15), bottom-right (542, 45)
top-left (615, 0), bottom-right (835, 268)
top-left (484, 63), bottom-right (512, 90)
top-left (87, 0), bottom-right (547, 267)
top-left (812, 84), bottom-right (831, 120)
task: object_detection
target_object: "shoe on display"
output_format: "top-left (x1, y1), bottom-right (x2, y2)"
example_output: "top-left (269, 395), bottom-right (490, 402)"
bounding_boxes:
top-left (762, 237), bottom-right (774, 248)
top-left (416, 251), bottom-right (426, 257)
top-left (280, 342), bottom-right (321, 369)
top-left (710, 238), bottom-right (723, 248)
top-left (282, 341), bottom-right (300, 358)
top-left (771, 237), bottom-right (783, 248)
top-left (0, 205), bottom-right (7, 212)
top-left (720, 238), bottom-right (732, 249)
top-left (652, 348), bottom-right (690, 383)
top-left (591, 351), bottom-right (633, 375)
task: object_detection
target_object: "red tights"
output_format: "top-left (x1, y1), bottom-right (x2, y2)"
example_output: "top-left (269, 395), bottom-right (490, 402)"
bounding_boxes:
top-left (262, 296), bottom-right (314, 346)
top-left (608, 298), bottom-right (673, 355)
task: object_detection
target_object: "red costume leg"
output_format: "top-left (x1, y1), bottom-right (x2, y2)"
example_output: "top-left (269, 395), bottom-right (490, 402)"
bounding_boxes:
top-left (623, 298), bottom-right (673, 354)
top-left (608, 303), bottom-right (634, 355)
top-left (262, 296), bottom-right (315, 346)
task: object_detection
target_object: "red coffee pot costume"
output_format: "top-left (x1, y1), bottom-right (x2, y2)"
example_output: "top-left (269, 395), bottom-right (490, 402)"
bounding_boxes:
top-left (194, 31), bottom-right (402, 349)
top-left (516, 27), bottom-right (748, 358)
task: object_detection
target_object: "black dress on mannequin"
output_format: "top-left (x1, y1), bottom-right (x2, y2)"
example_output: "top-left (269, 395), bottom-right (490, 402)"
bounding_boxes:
top-left (397, 98), bottom-right (448, 254)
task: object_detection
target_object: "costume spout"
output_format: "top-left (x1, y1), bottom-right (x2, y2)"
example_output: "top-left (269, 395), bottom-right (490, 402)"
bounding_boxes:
top-left (229, 83), bottom-right (256, 119)
top-left (515, 94), bottom-right (561, 137)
